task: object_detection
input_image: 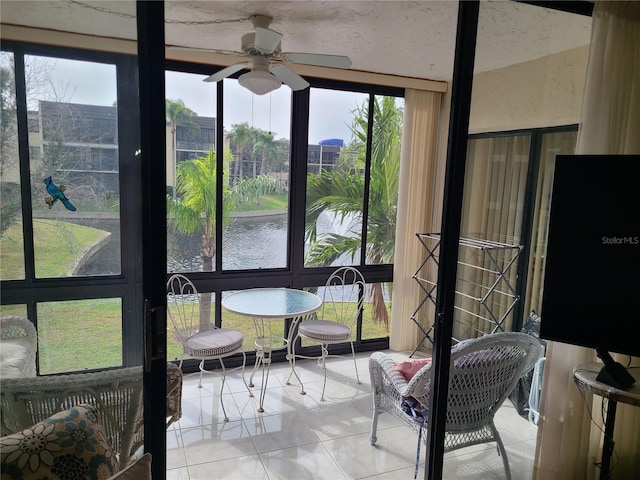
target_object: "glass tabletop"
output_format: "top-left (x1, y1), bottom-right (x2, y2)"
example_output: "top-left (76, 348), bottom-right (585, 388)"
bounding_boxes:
top-left (221, 288), bottom-right (322, 318)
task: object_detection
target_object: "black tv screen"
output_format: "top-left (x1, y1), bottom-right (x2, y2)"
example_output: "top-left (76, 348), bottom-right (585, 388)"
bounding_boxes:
top-left (540, 154), bottom-right (640, 358)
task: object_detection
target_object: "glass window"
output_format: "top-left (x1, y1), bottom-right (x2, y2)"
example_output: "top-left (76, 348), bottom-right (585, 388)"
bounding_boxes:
top-left (305, 88), bottom-right (367, 268)
top-left (222, 79), bottom-right (291, 271)
top-left (0, 51), bottom-right (25, 280)
top-left (165, 71), bottom-right (219, 273)
top-left (366, 95), bottom-right (403, 266)
top-left (26, 56), bottom-right (120, 278)
top-left (524, 129), bottom-right (578, 315)
top-left (36, 298), bottom-right (122, 374)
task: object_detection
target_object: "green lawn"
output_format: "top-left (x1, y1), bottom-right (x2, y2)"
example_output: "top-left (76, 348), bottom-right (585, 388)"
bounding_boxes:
top-left (234, 193), bottom-right (288, 212)
top-left (1, 219), bottom-right (109, 279)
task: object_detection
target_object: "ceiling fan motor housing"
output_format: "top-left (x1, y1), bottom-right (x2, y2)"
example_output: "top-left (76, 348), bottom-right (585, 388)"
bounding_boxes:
top-left (241, 33), bottom-right (282, 57)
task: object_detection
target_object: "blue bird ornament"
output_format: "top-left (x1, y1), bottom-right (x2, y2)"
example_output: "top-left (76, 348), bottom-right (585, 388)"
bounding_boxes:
top-left (44, 176), bottom-right (76, 211)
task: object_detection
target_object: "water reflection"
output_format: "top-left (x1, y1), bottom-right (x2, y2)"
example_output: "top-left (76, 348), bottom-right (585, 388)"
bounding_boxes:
top-left (168, 214), bottom-right (288, 272)
top-left (76, 211), bottom-right (341, 275)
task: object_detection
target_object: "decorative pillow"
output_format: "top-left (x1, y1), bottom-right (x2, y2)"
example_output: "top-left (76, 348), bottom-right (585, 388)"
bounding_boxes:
top-left (393, 357), bottom-right (432, 381)
top-left (0, 404), bottom-right (119, 480)
top-left (107, 453), bottom-right (151, 480)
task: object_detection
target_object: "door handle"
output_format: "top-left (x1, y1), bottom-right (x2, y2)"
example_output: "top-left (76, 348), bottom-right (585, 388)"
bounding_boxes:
top-left (143, 299), bottom-right (167, 373)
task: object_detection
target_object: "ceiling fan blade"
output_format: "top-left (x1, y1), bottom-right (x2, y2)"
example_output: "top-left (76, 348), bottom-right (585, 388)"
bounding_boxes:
top-left (168, 45), bottom-right (244, 57)
top-left (282, 52), bottom-right (352, 69)
top-left (254, 27), bottom-right (282, 54)
top-left (269, 64), bottom-right (310, 91)
top-left (203, 62), bottom-right (251, 83)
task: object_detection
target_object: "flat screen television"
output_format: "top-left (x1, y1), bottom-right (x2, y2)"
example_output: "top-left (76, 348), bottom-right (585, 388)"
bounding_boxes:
top-left (540, 154), bottom-right (640, 389)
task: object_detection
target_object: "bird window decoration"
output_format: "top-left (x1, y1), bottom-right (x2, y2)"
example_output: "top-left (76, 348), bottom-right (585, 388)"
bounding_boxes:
top-left (43, 176), bottom-right (76, 211)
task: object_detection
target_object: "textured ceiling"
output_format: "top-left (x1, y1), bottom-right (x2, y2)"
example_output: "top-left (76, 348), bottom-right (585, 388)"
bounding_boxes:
top-left (1, 1), bottom-right (592, 82)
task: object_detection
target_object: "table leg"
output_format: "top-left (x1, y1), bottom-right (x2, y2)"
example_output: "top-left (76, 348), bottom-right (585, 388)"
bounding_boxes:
top-left (249, 350), bottom-right (262, 388)
top-left (257, 348), bottom-right (271, 413)
top-left (285, 316), bottom-right (306, 395)
top-left (599, 398), bottom-right (617, 480)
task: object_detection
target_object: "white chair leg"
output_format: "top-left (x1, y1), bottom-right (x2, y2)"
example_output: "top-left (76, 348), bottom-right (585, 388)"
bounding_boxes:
top-left (350, 341), bottom-right (361, 384)
top-left (370, 393), bottom-right (381, 445)
top-left (197, 359), bottom-right (205, 388)
top-left (219, 358), bottom-right (229, 422)
top-left (493, 427), bottom-right (511, 480)
top-left (320, 344), bottom-right (329, 401)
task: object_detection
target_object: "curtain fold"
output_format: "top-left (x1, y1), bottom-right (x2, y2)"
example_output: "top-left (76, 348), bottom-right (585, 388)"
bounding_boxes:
top-left (534, 2), bottom-right (640, 479)
top-left (457, 135), bottom-right (531, 338)
top-left (389, 89), bottom-right (443, 352)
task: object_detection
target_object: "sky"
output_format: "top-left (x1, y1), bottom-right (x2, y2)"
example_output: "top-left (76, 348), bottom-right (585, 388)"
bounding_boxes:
top-left (39, 57), bottom-right (361, 145)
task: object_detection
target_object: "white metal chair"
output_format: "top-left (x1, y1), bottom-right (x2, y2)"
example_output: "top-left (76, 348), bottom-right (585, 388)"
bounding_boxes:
top-left (166, 273), bottom-right (251, 421)
top-left (369, 332), bottom-right (542, 480)
top-left (0, 315), bottom-right (38, 378)
top-left (528, 356), bottom-right (545, 425)
top-left (288, 266), bottom-right (365, 401)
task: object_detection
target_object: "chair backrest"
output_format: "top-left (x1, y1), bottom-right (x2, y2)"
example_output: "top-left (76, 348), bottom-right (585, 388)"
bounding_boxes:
top-left (0, 315), bottom-right (38, 377)
top-left (320, 266), bottom-right (366, 329)
top-left (0, 366), bottom-right (144, 469)
top-left (410, 332), bottom-right (541, 433)
top-left (167, 273), bottom-right (200, 344)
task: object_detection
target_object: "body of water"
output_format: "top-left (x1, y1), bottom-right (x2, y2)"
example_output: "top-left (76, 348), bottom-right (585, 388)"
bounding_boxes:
top-left (73, 212), bottom-right (344, 275)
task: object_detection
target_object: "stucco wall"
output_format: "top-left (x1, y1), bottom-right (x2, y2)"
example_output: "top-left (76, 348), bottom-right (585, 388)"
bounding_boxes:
top-left (469, 45), bottom-right (589, 134)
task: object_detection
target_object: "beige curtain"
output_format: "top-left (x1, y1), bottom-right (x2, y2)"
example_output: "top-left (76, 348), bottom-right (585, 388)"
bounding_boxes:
top-left (389, 89), bottom-right (443, 352)
top-left (534, 2), bottom-right (640, 479)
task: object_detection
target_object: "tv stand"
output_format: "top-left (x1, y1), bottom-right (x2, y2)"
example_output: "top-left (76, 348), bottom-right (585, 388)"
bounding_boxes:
top-left (596, 348), bottom-right (635, 389)
top-left (574, 363), bottom-right (640, 480)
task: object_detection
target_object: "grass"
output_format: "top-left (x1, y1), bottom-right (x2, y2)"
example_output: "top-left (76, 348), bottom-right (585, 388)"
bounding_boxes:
top-left (234, 193), bottom-right (288, 213)
top-left (1, 219), bottom-right (109, 278)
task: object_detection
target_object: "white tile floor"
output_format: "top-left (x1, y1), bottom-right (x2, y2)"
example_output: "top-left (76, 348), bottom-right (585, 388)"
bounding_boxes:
top-left (166, 351), bottom-right (538, 480)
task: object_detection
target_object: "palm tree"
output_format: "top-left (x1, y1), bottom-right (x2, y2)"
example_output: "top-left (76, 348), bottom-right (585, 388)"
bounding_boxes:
top-left (165, 98), bottom-right (199, 194)
top-left (305, 96), bottom-right (403, 326)
top-left (253, 129), bottom-right (277, 177)
top-left (227, 123), bottom-right (254, 185)
top-left (166, 150), bottom-right (234, 331)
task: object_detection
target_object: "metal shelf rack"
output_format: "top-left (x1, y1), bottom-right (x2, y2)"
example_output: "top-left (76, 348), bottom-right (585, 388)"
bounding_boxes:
top-left (409, 233), bottom-right (523, 356)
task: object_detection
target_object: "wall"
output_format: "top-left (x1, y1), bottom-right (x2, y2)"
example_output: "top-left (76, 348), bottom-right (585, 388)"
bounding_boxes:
top-left (469, 45), bottom-right (589, 134)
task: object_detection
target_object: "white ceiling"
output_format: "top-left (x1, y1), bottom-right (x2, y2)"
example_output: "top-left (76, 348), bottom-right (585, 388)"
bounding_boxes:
top-left (1, 1), bottom-right (592, 82)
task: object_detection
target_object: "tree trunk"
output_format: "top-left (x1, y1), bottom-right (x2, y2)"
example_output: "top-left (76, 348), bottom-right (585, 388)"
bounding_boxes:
top-left (370, 282), bottom-right (389, 328)
top-left (199, 239), bottom-right (214, 331)
top-left (233, 148), bottom-right (242, 185)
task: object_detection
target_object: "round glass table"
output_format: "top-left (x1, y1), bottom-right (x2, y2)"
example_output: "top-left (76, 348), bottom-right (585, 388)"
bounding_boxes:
top-left (222, 288), bottom-right (322, 412)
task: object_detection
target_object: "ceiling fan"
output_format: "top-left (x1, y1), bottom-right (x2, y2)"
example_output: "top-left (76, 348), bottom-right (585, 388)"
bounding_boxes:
top-left (175, 15), bottom-right (352, 95)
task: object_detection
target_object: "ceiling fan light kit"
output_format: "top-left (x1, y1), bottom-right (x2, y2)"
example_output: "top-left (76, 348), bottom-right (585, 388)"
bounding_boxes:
top-left (238, 58), bottom-right (282, 95)
top-left (189, 14), bottom-right (352, 95)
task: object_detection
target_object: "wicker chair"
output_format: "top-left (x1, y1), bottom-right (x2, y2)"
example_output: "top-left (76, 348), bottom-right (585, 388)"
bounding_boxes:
top-left (0, 316), bottom-right (38, 378)
top-left (0, 364), bottom-right (183, 469)
top-left (369, 332), bottom-right (542, 480)
top-left (0, 366), bottom-right (144, 468)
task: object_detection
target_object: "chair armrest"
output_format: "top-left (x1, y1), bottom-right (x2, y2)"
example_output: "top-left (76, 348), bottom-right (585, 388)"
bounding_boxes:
top-left (369, 352), bottom-right (410, 397)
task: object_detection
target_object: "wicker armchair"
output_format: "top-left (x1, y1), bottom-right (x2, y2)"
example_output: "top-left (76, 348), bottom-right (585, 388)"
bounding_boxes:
top-left (369, 332), bottom-right (542, 480)
top-left (0, 364), bottom-right (183, 467)
top-left (0, 316), bottom-right (38, 377)
top-left (0, 367), bottom-right (144, 468)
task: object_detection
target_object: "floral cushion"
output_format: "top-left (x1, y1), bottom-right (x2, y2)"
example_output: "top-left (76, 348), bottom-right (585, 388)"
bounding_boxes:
top-left (0, 404), bottom-right (119, 480)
